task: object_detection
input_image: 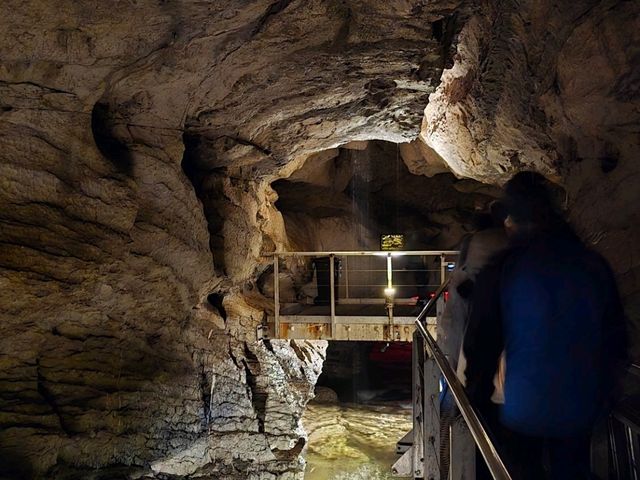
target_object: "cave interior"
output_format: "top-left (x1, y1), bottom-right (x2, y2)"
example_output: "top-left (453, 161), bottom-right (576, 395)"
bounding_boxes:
top-left (1, 0), bottom-right (639, 479)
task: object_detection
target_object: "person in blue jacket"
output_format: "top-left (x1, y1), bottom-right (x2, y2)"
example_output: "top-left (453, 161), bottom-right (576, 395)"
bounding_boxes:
top-left (463, 171), bottom-right (628, 480)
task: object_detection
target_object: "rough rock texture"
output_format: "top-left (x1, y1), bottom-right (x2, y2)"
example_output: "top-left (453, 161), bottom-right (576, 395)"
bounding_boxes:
top-left (422, 0), bottom-right (640, 355)
top-left (273, 140), bottom-right (501, 253)
top-left (0, 1), bottom-right (464, 478)
top-left (0, 0), bottom-right (639, 478)
top-left (302, 403), bottom-right (412, 479)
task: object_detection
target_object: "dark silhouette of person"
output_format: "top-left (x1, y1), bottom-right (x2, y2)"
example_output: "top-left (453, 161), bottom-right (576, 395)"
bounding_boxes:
top-left (463, 171), bottom-right (628, 480)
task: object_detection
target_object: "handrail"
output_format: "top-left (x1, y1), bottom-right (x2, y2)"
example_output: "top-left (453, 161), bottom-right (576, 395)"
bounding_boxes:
top-left (415, 279), bottom-right (450, 325)
top-left (613, 363), bottom-right (640, 434)
top-left (266, 250), bottom-right (460, 256)
top-left (414, 281), bottom-right (513, 480)
top-left (271, 250), bottom-right (459, 341)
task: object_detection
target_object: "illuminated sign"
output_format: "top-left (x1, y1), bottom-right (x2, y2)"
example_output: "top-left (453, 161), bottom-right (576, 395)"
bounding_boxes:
top-left (381, 234), bottom-right (404, 251)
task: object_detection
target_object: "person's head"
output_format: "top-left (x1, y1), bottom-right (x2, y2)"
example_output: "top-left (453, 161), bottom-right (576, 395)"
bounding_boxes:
top-left (489, 200), bottom-right (508, 227)
top-left (502, 171), bottom-right (564, 237)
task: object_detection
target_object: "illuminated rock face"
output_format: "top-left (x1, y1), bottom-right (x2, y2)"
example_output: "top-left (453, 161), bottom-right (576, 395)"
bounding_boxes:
top-left (0, 1), bottom-right (461, 477)
top-left (0, 0), bottom-right (638, 478)
top-left (421, 0), bottom-right (640, 354)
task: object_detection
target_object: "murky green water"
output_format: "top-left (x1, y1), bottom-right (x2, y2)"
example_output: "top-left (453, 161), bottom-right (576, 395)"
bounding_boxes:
top-left (302, 402), bottom-right (412, 480)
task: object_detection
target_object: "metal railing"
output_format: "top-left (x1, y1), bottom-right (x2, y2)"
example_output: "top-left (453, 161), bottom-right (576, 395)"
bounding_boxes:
top-left (607, 365), bottom-right (640, 479)
top-left (269, 250), bottom-right (458, 340)
top-left (413, 281), bottom-right (513, 480)
top-left (412, 285), bottom-right (640, 480)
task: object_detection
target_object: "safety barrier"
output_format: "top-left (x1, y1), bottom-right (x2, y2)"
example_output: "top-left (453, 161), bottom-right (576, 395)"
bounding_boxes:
top-left (265, 250), bottom-right (458, 341)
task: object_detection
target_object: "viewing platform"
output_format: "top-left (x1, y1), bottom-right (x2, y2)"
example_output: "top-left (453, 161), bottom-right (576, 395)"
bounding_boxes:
top-left (264, 250), bottom-right (459, 341)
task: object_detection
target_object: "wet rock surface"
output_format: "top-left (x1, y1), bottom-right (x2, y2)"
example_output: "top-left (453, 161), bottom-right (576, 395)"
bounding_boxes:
top-left (302, 403), bottom-right (412, 480)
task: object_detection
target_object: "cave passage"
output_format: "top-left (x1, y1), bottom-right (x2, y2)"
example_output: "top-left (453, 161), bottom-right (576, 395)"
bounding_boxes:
top-left (270, 140), bottom-right (499, 479)
top-left (318, 341), bottom-right (412, 403)
top-left (265, 140), bottom-right (496, 345)
top-left (3, 2), bottom-right (639, 479)
top-left (272, 140), bottom-right (501, 254)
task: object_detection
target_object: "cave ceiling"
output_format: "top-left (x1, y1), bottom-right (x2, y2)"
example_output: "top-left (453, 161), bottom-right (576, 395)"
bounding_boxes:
top-left (3, 0), bottom-right (467, 179)
top-left (2, 0), bottom-right (637, 183)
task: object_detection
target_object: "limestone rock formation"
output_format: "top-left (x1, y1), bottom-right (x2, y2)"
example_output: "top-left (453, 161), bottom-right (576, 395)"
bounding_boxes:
top-left (421, 0), bottom-right (640, 353)
top-left (0, 1), bottom-right (463, 477)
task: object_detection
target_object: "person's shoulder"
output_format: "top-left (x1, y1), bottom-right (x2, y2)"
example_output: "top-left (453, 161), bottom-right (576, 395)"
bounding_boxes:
top-left (482, 245), bottom-right (521, 278)
top-left (493, 242), bottom-right (526, 265)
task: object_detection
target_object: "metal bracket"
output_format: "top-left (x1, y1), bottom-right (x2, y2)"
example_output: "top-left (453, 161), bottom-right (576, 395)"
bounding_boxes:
top-left (256, 323), bottom-right (270, 341)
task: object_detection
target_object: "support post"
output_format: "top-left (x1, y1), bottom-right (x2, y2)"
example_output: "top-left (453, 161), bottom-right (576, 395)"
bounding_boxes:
top-left (626, 425), bottom-right (639, 480)
top-left (274, 254), bottom-right (280, 338)
top-left (440, 253), bottom-right (446, 286)
top-left (610, 418), bottom-right (621, 478)
top-left (424, 354), bottom-right (441, 480)
top-left (344, 256), bottom-right (349, 299)
top-left (329, 254), bottom-right (336, 339)
top-left (386, 253), bottom-right (394, 339)
top-left (437, 295), bottom-right (446, 329)
top-left (413, 331), bottom-right (425, 479)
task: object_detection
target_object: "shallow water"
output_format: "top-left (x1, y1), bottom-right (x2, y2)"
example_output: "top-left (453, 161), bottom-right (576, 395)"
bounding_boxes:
top-left (302, 402), bottom-right (412, 480)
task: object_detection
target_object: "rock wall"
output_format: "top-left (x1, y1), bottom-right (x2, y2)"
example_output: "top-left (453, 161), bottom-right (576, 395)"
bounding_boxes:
top-left (273, 140), bottom-right (501, 253)
top-left (422, 0), bottom-right (640, 357)
top-left (0, 1), bottom-right (463, 478)
top-left (0, 62), bottom-right (326, 478)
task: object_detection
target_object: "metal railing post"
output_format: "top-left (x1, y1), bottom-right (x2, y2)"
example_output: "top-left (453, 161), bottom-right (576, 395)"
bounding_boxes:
top-left (626, 425), bottom-right (639, 480)
top-left (412, 330), bottom-right (425, 479)
top-left (386, 253), bottom-right (394, 339)
top-left (329, 254), bottom-right (336, 339)
top-left (274, 254), bottom-right (280, 338)
top-left (424, 354), bottom-right (441, 479)
top-left (450, 417), bottom-right (476, 479)
top-left (344, 256), bottom-right (349, 299)
top-left (440, 253), bottom-right (446, 285)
